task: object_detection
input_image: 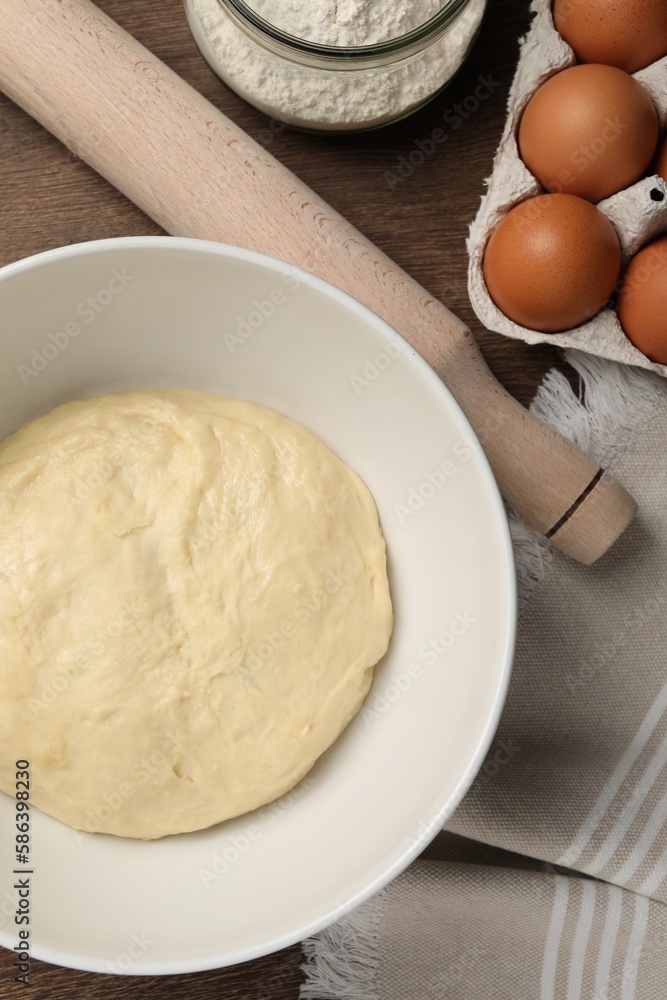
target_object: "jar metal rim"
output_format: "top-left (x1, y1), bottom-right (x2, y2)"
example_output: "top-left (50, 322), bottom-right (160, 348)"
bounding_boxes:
top-left (216, 0), bottom-right (474, 68)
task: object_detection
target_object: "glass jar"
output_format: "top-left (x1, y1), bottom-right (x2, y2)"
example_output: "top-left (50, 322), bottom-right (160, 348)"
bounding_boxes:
top-left (185, 0), bottom-right (488, 132)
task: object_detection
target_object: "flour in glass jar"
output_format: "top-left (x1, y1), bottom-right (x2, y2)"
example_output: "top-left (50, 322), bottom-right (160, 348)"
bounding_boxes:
top-left (243, 0), bottom-right (446, 44)
top-left (186, 0), bottom-right (488, 130)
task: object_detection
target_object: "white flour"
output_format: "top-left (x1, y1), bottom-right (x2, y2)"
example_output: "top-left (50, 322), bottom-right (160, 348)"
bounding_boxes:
top-left (186, 0), bottom-right (487, 130)
top-left (244, 0), bottom-right (444, 45)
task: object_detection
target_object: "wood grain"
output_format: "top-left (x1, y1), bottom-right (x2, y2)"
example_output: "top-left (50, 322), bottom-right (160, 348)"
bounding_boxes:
top-left (0, 0), bottom-right (569, 995)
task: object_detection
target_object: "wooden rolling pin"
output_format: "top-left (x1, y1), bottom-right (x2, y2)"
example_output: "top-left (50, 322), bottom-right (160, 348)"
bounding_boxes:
top-left (0, 0), bottom-right (637, 564)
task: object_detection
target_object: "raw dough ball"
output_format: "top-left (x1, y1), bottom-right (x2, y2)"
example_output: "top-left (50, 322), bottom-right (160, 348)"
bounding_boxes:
top-left (0, 390), bottom-right (393, 839)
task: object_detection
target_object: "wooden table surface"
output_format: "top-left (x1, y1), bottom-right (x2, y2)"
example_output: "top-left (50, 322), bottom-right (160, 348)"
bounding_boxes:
top-left (0, 0), bottom-right (564, 996)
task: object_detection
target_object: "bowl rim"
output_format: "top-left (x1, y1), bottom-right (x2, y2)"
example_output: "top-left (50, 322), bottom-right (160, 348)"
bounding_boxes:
top-left (0, 235), bottom-right (517, 974)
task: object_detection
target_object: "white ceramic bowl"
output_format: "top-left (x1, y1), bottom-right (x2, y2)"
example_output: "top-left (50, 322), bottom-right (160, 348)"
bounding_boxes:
top-left (0, 237), bottom-right (515, 974)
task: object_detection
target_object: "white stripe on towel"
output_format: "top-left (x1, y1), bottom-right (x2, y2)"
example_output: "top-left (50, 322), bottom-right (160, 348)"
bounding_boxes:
top-left (638, 838), bottom-right (667, 896)
top-left (587, 732), bottom-right (667, 876)
top-left (566, 880), bottom-right (597, 1000)
top-left (621, 894), bottom-right (649, 1000)
top-left (558, 682), bottom-right (667, 868)
top-left (541, 876), bottom-right (570, 1000)
top-left (612, 785), bottom-right (667, 888)
top-left (593, 886), bottom-right (624, 1000)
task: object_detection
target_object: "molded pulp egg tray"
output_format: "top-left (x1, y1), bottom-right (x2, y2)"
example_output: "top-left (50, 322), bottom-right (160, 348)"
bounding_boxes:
top-left (467, 0), bottom-right (667, 375)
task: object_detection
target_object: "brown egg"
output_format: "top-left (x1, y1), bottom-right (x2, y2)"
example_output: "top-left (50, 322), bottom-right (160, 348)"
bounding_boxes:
top-left (483, 193), bottom-right (621, 332)
top-left (617, 236), bottom-right (667, 364)
top-left (553, 0), bottom-right (667, 74)
top-left (655, 135), bottom-right (667, 182)
top-left (518, 64), bottom-right (659, 202)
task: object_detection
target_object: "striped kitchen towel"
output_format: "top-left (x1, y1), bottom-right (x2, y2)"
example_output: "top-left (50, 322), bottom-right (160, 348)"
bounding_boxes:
top-left (301, 351), bottom-right (667, 999)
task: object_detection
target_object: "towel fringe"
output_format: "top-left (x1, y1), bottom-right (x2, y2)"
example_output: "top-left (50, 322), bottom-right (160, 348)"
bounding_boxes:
top-left (509, 350), bottom-right (663, 610)
top-left (300, 893), bottom-right (384, 1000)
top-left (534, 350), bottom-right (664, 468)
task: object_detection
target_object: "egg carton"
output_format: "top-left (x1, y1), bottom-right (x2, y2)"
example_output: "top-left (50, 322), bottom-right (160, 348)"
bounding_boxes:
top-left (467, 0), bottom-right (667, 375)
